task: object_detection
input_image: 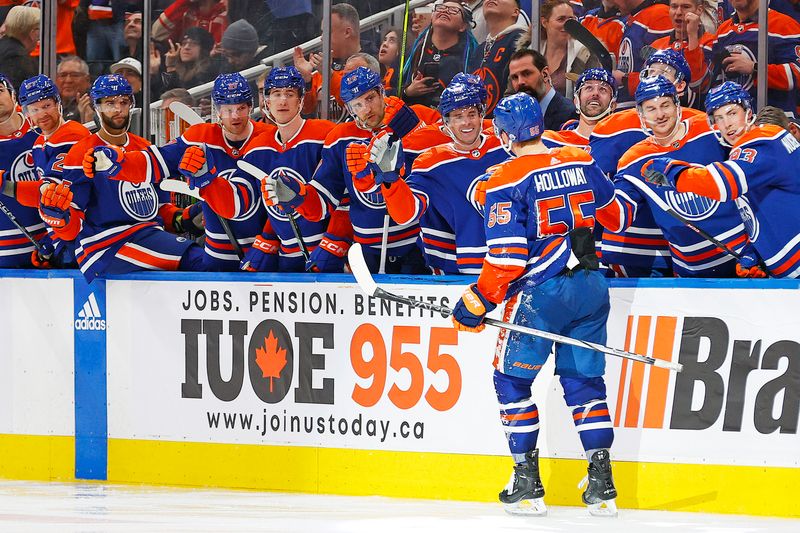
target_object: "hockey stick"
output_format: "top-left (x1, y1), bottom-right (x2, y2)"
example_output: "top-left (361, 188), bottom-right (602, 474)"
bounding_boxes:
top-left (564, 19), bottom-right (614, 73)
top-left (0, 197), bottom-right (51, 260)
top-left (159, 178), bottom-right (244, 260)
top-left (348, 243), bottom-right (683, 372)
top-left (397, 0), bottom-right (411, 93)
top-left (236, 160), bottom-right (311, 262)
top-left (378, 214), bottom-right (390, 274)
top-left (169, 101), bottom-right (204, 126)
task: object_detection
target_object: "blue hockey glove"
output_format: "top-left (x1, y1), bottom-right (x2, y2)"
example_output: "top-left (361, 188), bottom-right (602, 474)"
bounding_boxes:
top-left (641, 157), bottom-right (693, 187)
top-left (179, 144), bottom-right (217, 189)
top-left (368, 131), bottom-right (404, 186)
top-left (83, 145), bottom-right (125, 179)
top-left (262, 172), bottom-right (306, 212)
top-left (173, 202), bottom-right (204, 236)
top-left (383, 95), bottom-right (420, 138)
top-left (306, 234), bottom-right (351, 272)
top-left (736, 243), bottom-right (768, 278)
top-left (240, 234), bottom-right (280, 272)
top-left (30, 237), bottom-right (55, 268)
top-left (451, 284), bottom-right (496, 333)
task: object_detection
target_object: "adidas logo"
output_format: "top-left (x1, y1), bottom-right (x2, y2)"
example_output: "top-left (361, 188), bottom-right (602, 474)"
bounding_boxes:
top-left (75, 292), bottom-right (106, 331)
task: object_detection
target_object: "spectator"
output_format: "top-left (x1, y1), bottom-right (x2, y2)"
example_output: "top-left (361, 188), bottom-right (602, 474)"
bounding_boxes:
top-left (507, 48), bottom-right (577, 130)
top-left (410, 4), bottom-right (433, 43)
top-left (217, 18), bottom-right (266, 72)
top-left (378, 27), bottom-right (403, 96)
top-left (468, 0), bottom-right (531, 43)
top-left (160, 26), bottom-right (217, 91)
top-left (110, 57), bottom-right (142, 103)
top-left (580, 0), bottom-right (625, 65)
top-left (160, 87), bottom-right (195, 109)
top-left (475, 0), bottom-right (528, 115)
top-left (120, 10), bottom-right (143, 60)
top-left (56, 55), bottom-right (94, 124)
top-left (152, 0), bottom-right (228, 45)
top-left (0, 5), bottom-right (39, 90)
top-left (344, 52), bottom-right (381, 75)
top-left (708, 0), bottom-right (800, 116)
top-left (540, 0), bottom-right (594, 96)
top-left (401, 1), bottom-right (479, 108)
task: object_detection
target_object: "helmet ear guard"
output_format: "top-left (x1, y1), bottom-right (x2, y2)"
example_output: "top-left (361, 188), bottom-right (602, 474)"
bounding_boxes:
top-left (492, 93), bottom-right (544, 153)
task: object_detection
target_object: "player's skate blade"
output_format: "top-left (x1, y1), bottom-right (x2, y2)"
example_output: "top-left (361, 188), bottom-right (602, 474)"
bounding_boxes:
top-left (578, 475), bottom-right (618, 517)
top-left (503, 497), bottom-right (547, 516)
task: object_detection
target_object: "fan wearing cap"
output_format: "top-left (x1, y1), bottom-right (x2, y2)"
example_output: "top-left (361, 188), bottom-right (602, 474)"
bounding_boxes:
top-left (110, 57), bottom-right (143, 103)
top-left (0, 73), bottom-right (48, 268)
top-left (381, 77), bottom-right (507, 274)
top-left (39, 74), bottom-right (209, 280)
top-left (595, 75), bottom-right (748, 277)
top-left (237, 66), bottom-right (338, 273)
top-left (642, 81), bottom-right (800, 278)
top-left (79, 72), bottom-right (272, 271)
top-left (263, 66), bottom-right (429, 274)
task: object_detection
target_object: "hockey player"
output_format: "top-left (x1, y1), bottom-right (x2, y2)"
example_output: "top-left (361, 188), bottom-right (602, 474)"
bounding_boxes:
top-left (590, 50), bottom-right (702, 276)
top-left (262, 66), bottom-right (428, 274)
top-left (451, 92), bottom-right (618, 517)
top-left (377, 79), bottom-right (506, 274)
top-left (0, 73), bottom-right (47, 268)
top-left (83, 72), bottom-right (271, 271)
top-left (14, 74), bottom-right (90, 267)
top-left (597, 76), bottom-right (748, 277)
top-left (642, 82), bottom-right (800, 278)
top-left (543, 68), bottom-right (617, 149)
top-left (237, 66), bottom-right (336, 272)
top-left (45, 74), bottom-right (207, 279)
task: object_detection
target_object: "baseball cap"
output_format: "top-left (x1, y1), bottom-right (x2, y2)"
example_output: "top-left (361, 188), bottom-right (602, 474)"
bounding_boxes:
top-left (110, 57), bottom-right (142, 77)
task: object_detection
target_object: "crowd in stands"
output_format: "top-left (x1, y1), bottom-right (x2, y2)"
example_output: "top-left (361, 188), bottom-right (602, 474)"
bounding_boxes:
top-left (0, 0), bottom-right (798, 280)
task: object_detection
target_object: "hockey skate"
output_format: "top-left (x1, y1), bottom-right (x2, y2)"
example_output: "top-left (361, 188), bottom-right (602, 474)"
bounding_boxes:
top-left (578, 449), bottom-right (618, 517)
top-left (499, 449), bottom-right (547, 516)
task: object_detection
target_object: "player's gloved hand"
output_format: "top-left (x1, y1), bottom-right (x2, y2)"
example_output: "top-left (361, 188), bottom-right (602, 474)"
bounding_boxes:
top-left (240, 234), bottom-right (279, 272)
top-left (345, 141), bottom-right (377, 192)
top-left (451, 283), bottom-right (496, 333)
top-left (306, 234), bottom-right (351, 272)
top-left (83, 146), bottom-right (125, 179)
top-left (262, 174), bottom-right (306, 211)
top-left (368, 130), bottom-right (404, 185)
top-left (179, 144), bottom-right (217, 189)
top-left (173, 202), bottom-right (204, 236)
top-left (39, 181), bottom-right (73, 229)
top-left (641, 157), bottom-right (692, 187)
top-left (30, 238), bottom-right (55, 268)
top-left (383, 95), bottom-right (420, 138)
top-left (736, 244), bottom-right (768, 278)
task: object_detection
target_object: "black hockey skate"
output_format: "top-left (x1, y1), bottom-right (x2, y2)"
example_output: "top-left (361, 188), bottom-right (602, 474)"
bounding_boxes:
top-left (499, 449), bottom-right (547, 516)
top-left (579, 449), bottom-right (618, 517)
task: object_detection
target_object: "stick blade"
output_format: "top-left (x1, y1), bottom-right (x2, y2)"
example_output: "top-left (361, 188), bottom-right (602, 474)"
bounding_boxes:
top-left (237, 159), bottom-right (269, 181)
top-left (160, 179), bottom-right (202, 201)
top-left (347, 243), bottom-right (378, 296)
top-left (564, 18), bottom-right (614, 72)
top-left (168, 101), bottom-right (204, 126)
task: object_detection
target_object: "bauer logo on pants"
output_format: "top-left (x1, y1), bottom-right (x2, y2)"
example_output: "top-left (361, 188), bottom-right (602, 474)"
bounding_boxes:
top-left (75, 292), bottom-right (107, 331)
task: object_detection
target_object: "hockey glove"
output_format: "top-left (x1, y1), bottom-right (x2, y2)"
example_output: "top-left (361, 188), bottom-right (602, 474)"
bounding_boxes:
top-left (345, 141), bottom-right (377, 192)
top-left (306, 234), bottom-right (351, 273)
top-left (368, 130), bottom-right (404, 186)
top-left (641, 157), bottom-right (693, 188)
top-left (451, 283), bottom-right (496, 333)
top-left (736, 243), bottom-right (768, 278)
top-left (383, 96), bottom-right (420, 138)
top-left (173, 202), bottom-right (204, 236)
top-left (240, 234), bottom-right (280, 272)
top-left (84, 146), bottom-right (125, 179)
top-left (30, 237), bottom-right (55, 268)
top-left (262, 174), bottom-right (306, 211)
top-left (179, 144), bottom-right (217, 189)
top-left (39, 182), bottom-right (73, 229)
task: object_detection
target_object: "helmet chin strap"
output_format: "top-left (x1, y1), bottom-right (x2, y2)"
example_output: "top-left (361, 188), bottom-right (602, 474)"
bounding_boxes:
top-left (639, 102), bottom-right (684, 144)
top-left (264, 95), bottom-right (304, 127)
top-left (709, 106), bottom-right (754, 147)
top-left (575, 96), bottom-right (615, 123)
top-left (97, 109), bottom-right (131, 141)
top-left (0, 109), bottom-right (20, 127)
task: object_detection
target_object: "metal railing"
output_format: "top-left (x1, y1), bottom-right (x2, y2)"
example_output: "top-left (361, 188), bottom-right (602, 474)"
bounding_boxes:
top-left (147, 0), bottom-right (432, 145)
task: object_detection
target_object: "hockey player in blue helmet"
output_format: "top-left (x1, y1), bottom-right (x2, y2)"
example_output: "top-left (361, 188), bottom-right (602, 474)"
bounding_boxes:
top-left (439, 81), bottom-right (487, 148)
top-left (544, 68), bottom-right (617, 148)
top-left (456, 91), bottom-right (619, 517)
top-left (89, 73), bottom-right (135, 140)
top-left (635, 75), bottom-right (683, 144)
top-left (339, 66), bottom-right (420, 136)
top-left (262, 66), bottom-right (305, 127)
top-left (18, 74), bottom-right (62, 137)
top-left (703, 81), bottom-right (755, 147)
top-left (641, 48), bottom-right (697, 107)
top-left (212, 72), bottom-right (254, 139)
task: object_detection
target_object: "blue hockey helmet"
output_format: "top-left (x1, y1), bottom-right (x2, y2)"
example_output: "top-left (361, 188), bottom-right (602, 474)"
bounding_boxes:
top-left (575, 68), bottom-right (617, 98)
top-left (18, 74), bottom-right (60, 107)
top-left (90, 74), bottom-right (133, 104)
top-left (450, 71), bottom-right (488, 103)
top-left (212, 72), bottom-right (253, 107)
top-left (704, 81), bottom-right (752, 115)
top-left (643, 48), bottom-right (692, 84)
top-left (264, 66), bottom-right (305, 98)
top-left (439, 82), bottom-right (486, 118)
top-left (493, 93), bottom-right (544, 145)
top-left (340, 66), bottom-right (383, 104)
top-left (635, 75), bottom-right (678, 107)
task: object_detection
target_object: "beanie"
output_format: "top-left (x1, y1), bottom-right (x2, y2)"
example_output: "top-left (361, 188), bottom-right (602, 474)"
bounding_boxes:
top-left (221, 19), bottom-right (258, 56)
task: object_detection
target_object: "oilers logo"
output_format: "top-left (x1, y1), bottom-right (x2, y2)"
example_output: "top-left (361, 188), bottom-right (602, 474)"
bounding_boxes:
top-left (664, 190), bottom-right (719, 221)
top-left (354, 182), bottom-right (387, 209)
top-left (618, 38), bottom-right (633, 75)
top-left (467, 175), bottom-right (487, 217)
top-left (721, 45), bottom-right (756, 90)
top-left (118, 182), bottom-right (158, 221)
top-left (9, 150), bottom-right (37, 182)
top-left (265, 167), bottom-right (308, 220)
top-left (735, 196), bottom-right (759, 241)
top-left (220, 168), bottom-right (259, 221)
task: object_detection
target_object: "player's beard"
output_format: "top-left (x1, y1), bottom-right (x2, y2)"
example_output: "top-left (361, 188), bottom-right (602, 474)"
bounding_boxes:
top-left (100, 112), bottom-right (131, 134)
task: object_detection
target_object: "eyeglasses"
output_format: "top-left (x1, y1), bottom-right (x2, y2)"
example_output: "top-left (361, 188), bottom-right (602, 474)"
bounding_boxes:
top-left (434, 4), bottom-right (464, 16)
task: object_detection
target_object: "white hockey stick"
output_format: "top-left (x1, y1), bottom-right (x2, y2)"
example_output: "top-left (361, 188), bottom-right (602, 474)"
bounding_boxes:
top-left (169, 101), bottom-right (204, 126)
top-left (347, 243), bottom-right (683, 372)
top-left (378, 214), bottom-right (390, 274)
top-left (160, 178), bottom-right (244, 260)
top-left (236, 160), bottom-right (311, 262)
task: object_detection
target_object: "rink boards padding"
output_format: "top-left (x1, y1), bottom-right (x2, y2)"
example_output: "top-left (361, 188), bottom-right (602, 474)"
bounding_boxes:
top-left (0, 270), bottom-right (798, 517)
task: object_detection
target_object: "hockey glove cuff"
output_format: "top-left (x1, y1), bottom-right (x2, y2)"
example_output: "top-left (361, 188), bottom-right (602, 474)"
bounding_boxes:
top-left (306, 234), bottom-right (351, 273)
top-left (179, 144), bottom-right (217, 189)
top-left (262, 174), bottom-right (306, 211)
top-left (240, 234), bottom-right (280, 272)
top-left (39, 182), bottom-right (73, 229)
top-left (383, 96), bottom-right (420, 138)
top-left (451, 284), bottom-right (496, 333)
top-left (736, 244), bottom-right (768, 278)
top-left (84, 146), bottom-right (125, 179)
top-left (173, 202), bottom-right (205, 236)
top-left (641, 157), bottom-right (692, 188)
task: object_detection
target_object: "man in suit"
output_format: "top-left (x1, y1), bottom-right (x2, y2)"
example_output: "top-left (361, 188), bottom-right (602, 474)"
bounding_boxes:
top-left (507, 48), bottom-right (577, 130)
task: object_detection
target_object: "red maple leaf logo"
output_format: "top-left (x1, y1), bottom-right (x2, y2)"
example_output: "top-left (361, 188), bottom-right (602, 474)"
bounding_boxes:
top-left (255, 330), bottom-right (287, 393)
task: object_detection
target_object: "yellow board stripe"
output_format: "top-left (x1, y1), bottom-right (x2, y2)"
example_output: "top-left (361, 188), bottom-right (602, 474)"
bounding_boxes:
top-left (108, 439), bottom-right (800, 518)
top-left (0, 434), bottom-right (75, 481)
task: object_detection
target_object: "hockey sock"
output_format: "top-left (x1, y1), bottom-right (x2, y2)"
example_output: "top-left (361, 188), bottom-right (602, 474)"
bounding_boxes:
top-left (494, 370), bottom-right (539, 463)
top-left (560, 376), bottom-right (614, 455)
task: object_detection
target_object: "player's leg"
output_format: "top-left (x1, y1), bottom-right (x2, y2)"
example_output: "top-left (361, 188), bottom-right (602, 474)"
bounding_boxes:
top-left (108, 227), bottom-right (210, 273)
